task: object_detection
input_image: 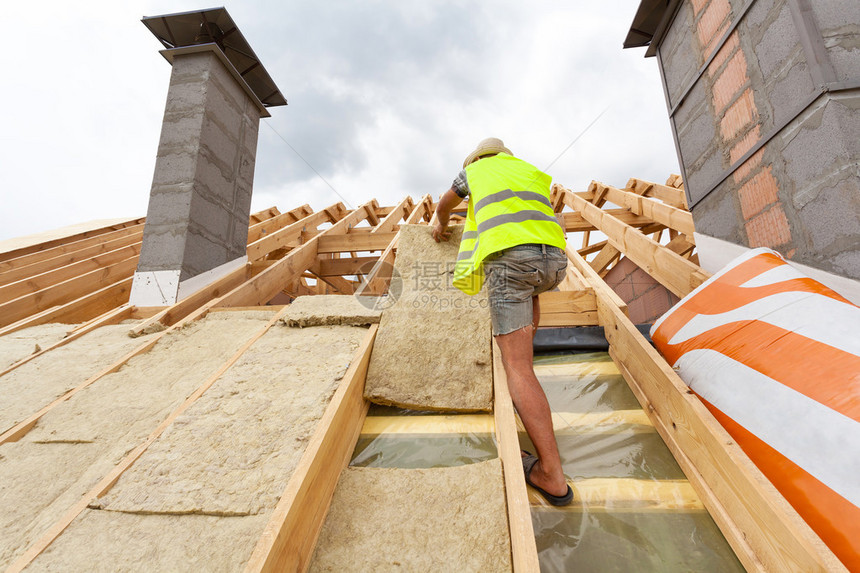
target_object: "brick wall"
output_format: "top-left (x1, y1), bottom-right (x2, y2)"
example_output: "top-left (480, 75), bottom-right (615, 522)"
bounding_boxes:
top-left (603, 257), bottom-right (680, 325)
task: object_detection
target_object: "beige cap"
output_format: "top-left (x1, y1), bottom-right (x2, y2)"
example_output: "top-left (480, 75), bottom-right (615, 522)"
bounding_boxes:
top-left (462, 137), bottom-right (513, 168)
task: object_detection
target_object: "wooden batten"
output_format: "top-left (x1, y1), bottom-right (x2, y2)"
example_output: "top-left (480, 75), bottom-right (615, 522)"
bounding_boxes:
top-left (537, 290), bottom-right (598, 327)
top-left (246, 205), bottom-right (313, 244)
top-left (246, 207), bottom-right (341, 262)
top-left (244, 325), bottom-right (378, 573)
top-left (0, 218), bottom-right (144, 265)
top-left (559, 187), bottom-right (710, 299)
top-left (590, 282), bottom-right (844, 572)
top-left (589, 181), bottom-right (696, 236)
top-left (492, 339), bottom-right (541, 572)
top-left (0, 223), bottom-right (145, 274)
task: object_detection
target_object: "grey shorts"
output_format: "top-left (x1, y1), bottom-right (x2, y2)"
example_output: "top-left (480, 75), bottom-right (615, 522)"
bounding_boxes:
top-left (484, 244), bottom-right (568, 336)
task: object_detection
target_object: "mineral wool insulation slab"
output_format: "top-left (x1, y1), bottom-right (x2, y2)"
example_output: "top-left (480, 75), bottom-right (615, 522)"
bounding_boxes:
top-left (0, 310), bottom-right (274, 570)
top-left (282, 294), bottom-right (382, 327)
top-left (0, 320), bottom-right (158, 434)
top-left (310, 458), bottom-right (512, 572)
top-left (364, 225), bottom-right (492, 412)
top-left (27, 325), bottom-right (367, 572)
top-left (0, 323), bottom-right (73, 370)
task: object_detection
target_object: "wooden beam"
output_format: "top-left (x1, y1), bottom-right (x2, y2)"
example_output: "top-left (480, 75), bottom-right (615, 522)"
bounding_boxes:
top-left (248, 206), bottom-right (281, 225)
top-left (598, 298), bottom-right (845, 572)
top-left (244, 325), bottom-right (378, 573)
top-left (560, 188), bottom-right (710, 299)
top-left (213, 201), bottom-right (377, 309)
top-left (578, 239), bottom-right (608, 257)
top-left (557, 209), bottom-right (653, 232)
top-left (537, 290), bottom-right (598, 327)
top-left (0, 223), bottom-right (145, 273)
top-left (317, 232), bottom-right (398, 254)
top-left (372, 196), bottom-right (414, 234)
top-left (246, 205), bottom-right (344, 262)
top-left (0, 218), bottom-right (144, 264)
top-left (247, 205), bottom-right (313, 244)
top-left (0, 256), bottom-right (138, 328)
top-left (589, 243), bottom-right (621, 275)
top-left (492, 339), bottom-right (541, 572)
top-left (317, 256), bottom-right (379, 276)
top-left (664, 233), bottom-right (696, 258)
top-left (626, 177), bottom-right (689, 209)
top-left (589, 181), bottom-right (696, 236)
top-left (0, 242), bottom-right (141, 303)
top-left (355, 195), bottom-right (431, 296)
top-left (0, 231), bottom-right (143, 287)
top-left (565, 246), bottom-right (628, 317)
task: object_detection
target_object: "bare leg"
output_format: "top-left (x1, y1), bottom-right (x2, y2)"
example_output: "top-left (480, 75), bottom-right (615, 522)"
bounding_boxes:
top-left (495, 326), bottom-right (567, 496)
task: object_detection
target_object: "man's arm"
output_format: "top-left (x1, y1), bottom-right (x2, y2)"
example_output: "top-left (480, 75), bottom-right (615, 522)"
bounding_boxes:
top-left (432, 187), bottom-right (462, 242)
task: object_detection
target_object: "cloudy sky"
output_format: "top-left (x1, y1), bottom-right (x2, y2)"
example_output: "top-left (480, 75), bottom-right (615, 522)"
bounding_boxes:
top-left (1, 0), bottom-right (679, 242)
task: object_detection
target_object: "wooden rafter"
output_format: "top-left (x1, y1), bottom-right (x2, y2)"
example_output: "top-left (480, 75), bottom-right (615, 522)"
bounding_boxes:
top-left (557, 185), bottom-right (710, 299)
top-left (589, 181), bottom-right (696, 236)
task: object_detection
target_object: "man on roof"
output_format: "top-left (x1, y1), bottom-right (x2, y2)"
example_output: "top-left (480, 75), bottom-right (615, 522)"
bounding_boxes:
top-left (432, 137), bottom-right (573, 506)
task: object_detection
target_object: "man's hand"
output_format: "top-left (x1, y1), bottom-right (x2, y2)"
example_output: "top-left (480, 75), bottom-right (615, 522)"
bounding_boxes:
top-left (432, 223), bottom-right (452, 242)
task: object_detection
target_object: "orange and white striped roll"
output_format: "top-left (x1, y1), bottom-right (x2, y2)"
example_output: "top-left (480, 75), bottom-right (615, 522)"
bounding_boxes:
top-left (651, 248), bottom-right (860, 571)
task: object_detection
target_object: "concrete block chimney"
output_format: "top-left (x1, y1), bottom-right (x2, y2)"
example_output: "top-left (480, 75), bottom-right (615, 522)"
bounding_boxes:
top-left (131, 9), bottom-right (286, 306)
top-left (625, 0), bottom-right (860, 301)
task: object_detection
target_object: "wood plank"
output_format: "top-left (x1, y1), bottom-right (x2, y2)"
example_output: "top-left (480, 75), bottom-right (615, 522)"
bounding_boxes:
top-left (0, 256), bottom-right (138, 328)
top-left (0, 231), bottom-right (143, 287)
top-left (214, 202), bottom-right (377, 309)
top-left (246, 207), bottom-right (342, 262)
top-left (361, 414), bottom-right (494, 435)
top-left (5, 307), bottom-right (291, 572)
top-left (316, 256), bottom-right (379, 276)
top-left (247, 205), bottom-right (313, 244)
top-left (590, 181), bottom-right (696, 236)
top-left (626, 177), bottom-right (689, 209)
top-left (317, 232), bottom-right (398, 254)
top-left (564, 246), bottom-right (628, 317)
top-left (589, 243), bottom-right (621, 274)
top-left (492, 338), bottom-right (541, 573)
top-left (244, 325), bottom-right (377, 573)
top-left (0, 277), bottom-right (134, 336)
top-left (578, 239), bottom-right (608, 257)
top-left (0, 223), bottom-right (145, 273)
top-left (248, 206), bottom-right (281, 225)
top-left (354, 195), bottom-right (431, 296)
top-left (529, 478), bottom-right (703, 511)
top-left (0, 218), bottom-right (144, 263)
top-left (537, 290), bottom-right (598, 327)
top-left (561, 189), bottom-right (710, 299)
top-left (557, 209), bottom-right (651, 232)
top-left (371, 196), bottom-right (413, 234)
top-left (0, 242), bottom-right (141, 303)
top-left (598, 298), bottom-right (845, 572)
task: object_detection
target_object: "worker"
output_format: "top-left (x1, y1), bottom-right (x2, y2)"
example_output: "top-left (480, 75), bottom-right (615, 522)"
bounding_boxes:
top-left (432, 137), bottom-right (573, 506)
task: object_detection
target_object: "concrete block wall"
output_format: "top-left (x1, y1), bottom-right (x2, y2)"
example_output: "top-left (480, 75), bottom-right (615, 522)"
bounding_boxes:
top-left (138, 50), bottom-right (260, 282)
top-left (604, 257), bottom-right (680, 325)
top-left (659, 0), bottom-right (860, 280)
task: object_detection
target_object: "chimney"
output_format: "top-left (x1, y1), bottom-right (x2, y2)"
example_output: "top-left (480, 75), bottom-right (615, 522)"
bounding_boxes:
top-left (625, 0), bottom-right (860, 301)
top-left (131, 8), bottom-right (286, 306)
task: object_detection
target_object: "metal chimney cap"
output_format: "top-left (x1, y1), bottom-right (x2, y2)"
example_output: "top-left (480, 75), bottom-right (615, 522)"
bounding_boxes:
top-left (142, 7), bottom-right (287, 107)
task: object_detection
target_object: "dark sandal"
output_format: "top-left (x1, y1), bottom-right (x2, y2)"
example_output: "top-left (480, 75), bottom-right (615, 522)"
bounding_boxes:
top-left (521, 451), bottom-right (574, 506)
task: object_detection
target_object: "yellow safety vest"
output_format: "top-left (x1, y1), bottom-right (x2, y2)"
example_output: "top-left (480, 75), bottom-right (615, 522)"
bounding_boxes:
top-left (453, 153), bottom-right (567, 295)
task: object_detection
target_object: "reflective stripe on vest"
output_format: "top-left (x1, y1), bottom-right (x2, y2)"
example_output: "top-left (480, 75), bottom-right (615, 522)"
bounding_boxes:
top-left (453, 153), bottom-right (566, 295)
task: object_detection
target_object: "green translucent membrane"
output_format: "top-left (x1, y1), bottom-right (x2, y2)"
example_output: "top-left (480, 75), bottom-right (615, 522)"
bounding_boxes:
top-left (351, 405), bottom-right (497, 469)
top-left (530, 351), bottom-right (744, 573)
